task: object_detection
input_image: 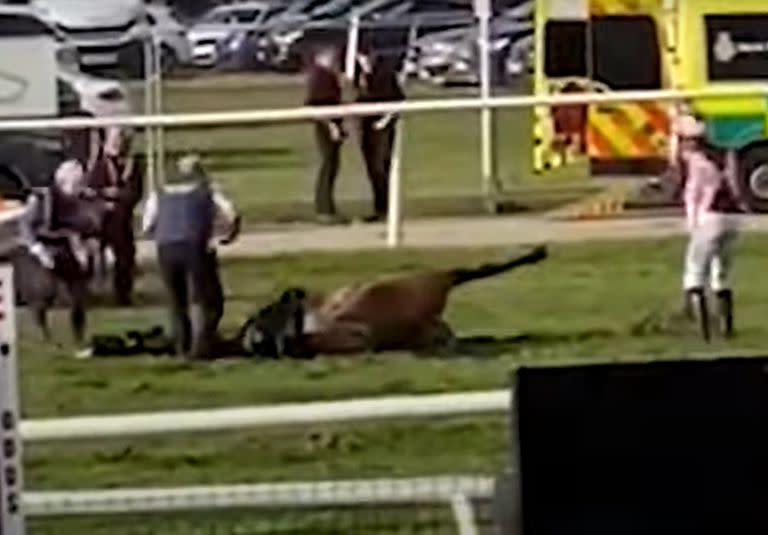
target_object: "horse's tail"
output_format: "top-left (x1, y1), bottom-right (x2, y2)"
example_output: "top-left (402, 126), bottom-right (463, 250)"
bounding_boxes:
top-left (449, 245), bottom-right (548, 287)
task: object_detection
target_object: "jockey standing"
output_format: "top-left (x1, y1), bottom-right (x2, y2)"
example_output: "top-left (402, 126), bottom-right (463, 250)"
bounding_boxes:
top-left (677, 114), bottom-right (748, 341)
top-left (141, 154), bottom-right (240, 360)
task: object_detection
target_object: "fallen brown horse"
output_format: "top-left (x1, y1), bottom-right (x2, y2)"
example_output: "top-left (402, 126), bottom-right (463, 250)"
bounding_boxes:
top-left (242, 245), bottom-right (548, 357)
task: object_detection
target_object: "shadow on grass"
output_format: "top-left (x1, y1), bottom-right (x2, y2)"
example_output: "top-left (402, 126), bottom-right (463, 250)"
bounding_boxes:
top-left (419, 330), bottom-right (617, 360)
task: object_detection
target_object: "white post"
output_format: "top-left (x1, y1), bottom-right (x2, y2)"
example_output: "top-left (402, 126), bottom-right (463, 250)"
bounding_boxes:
top-left (143, 37), bottom-right (156, 191)
top-left (152, 33), bottom-right (165, 186)
top-left (475, 0), bottom-right (499, 211)
top-left (386, 119), bottom-right (404, 248)
top-left (345, 10), bottom-right (361, 81)
top-left (451, 494), bottom-right (479, 535)
top-left (0, 265), bottom-right (25, 535)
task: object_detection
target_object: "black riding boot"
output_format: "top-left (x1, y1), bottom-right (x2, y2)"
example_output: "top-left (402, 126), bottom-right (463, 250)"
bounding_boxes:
top-left (685, 287), bottom-right (711, 342)
top-left (715, 289), bottom-right (734, 339)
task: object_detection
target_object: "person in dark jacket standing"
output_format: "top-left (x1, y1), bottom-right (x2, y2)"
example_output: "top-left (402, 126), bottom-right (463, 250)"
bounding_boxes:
top-left (142, 154), bottom-right (240, 360)
top-left (354, 50), bottom-right (405, 222)
top-left (61, 109), bottom-right (101, 175)
top-left (89, 127), bottom-right (144, 305)
top-left (305, 46), bottom-right (348, 225)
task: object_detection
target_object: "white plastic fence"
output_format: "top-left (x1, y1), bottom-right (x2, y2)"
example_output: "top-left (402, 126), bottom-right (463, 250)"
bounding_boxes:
top-left (19, 389), bottom-right (510, 535)
top-left (21, 390), bottom-right (510, 442)
top-left (24, 476), bottom-right (495, 517)
top-left (4, 84), bottom-right (765, 248)
top-left (1, 86), bottom-right (764, 131)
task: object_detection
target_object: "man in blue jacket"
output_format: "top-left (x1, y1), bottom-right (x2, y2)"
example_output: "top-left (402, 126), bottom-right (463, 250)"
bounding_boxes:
top-left (142, 154), bottom-right (240, 359)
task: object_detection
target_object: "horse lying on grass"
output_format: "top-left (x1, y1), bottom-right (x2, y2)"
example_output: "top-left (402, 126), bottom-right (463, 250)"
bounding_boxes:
top-left (83, 246), bottom-right (547, 360)
top-left (240, 245), bottom-right (548, 358)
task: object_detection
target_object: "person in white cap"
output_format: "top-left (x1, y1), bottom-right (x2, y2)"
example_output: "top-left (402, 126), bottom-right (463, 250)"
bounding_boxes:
top-left (141, 154), bottom-right (240, 360)
top-left (17, 158), bottom-right (109, 344)
top-left (20, 159), bottom-right (104, 271)
top-left (677, 113), bottom-right (748, 340)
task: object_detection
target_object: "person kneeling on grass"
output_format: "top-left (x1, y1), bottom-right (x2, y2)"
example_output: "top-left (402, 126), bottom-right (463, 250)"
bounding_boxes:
top-left (677, 114), bottom-right (749, 341)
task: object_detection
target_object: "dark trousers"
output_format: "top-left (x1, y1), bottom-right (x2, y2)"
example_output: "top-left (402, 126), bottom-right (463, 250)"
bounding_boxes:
top-left (157, 241), bottom-right (223, 359)
top-left (359, 117), bottom-right (396, 216)
top-left (314, 121), bottom-right (341, 215)
top-left (103, 206), bottom-right (136, 306)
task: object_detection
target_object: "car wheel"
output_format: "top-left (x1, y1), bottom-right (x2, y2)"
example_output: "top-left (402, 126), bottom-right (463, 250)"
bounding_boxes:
top-left (738, 145), bottom-right (768, 213)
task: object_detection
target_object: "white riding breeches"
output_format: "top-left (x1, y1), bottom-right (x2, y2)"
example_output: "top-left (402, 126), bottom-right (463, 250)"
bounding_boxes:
top-left (683, 212), bottom-right (738, 292)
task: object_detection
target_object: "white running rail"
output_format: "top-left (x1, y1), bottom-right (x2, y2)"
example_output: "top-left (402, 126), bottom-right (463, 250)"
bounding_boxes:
top-left (21, 390), bottom-right (510, 442)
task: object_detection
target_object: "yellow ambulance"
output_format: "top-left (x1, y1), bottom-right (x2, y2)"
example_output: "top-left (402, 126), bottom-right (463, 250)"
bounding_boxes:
top-left (533, 0), bottom-right (768, 211)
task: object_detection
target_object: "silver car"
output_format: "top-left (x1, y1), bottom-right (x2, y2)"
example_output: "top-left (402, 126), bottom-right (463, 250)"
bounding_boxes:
top-left (187, 1), bottom-right (275, 67)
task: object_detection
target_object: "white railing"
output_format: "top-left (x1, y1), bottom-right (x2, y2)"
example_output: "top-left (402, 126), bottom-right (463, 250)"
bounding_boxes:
top-left (21, 390), bottom-right (509, 442)
top-left (5, 85), bottom-right (765, 247)
top-left (1, 86), bottom-right (765, 131)
top-left (24, 476), bottom-right (495, 516)
top-left (24, 476), bottom-right (494, 535)
top-left (18, 390), bottom-right (509, 533)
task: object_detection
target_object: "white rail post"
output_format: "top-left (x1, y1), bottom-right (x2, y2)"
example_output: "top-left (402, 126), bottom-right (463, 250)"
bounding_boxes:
top-left (386, 118), bottom-right (404, 248)
top-left (476, 0), bottom-right (499, 213)
top-left (0, 265), bottom-right (25, 535)
top-left (152, 32), bottom-right (165, 186)
top-left (451, 494), bottom-right (479, 535)
top-left (345, 10), bottom-right (361, 81)
top-left (143, 36), bottom-right (157, 191)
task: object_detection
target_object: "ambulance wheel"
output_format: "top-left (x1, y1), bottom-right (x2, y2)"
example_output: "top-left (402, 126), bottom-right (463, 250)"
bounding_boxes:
top-left (739, 145), bottom-right (768, 213)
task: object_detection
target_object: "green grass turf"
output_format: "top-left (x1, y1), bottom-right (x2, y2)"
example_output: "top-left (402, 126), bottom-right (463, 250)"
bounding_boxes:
top-left (21, 236), bottom-right (766, 489)
top-left (20, 235), bottom-right (764, 533)
top-left (127, 75), bottom-right (591, 223)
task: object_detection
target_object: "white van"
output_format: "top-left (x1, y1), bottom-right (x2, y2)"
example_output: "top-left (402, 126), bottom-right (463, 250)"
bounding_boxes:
top-left (33, 0), bottom-right (150, 77)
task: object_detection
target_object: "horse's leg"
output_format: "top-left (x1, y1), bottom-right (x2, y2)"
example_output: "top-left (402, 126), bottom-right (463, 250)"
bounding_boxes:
top-left (411, 319), bottom-right (457, 353)
top-left (18, 255), bottom-right (56, 342)
top-left (31, 304), bottom-right (51, 342)
top-left (304, 321), bottom-right (372, 356)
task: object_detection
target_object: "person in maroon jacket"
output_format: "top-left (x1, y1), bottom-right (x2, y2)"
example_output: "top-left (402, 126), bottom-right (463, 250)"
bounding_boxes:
top-left (304, 46), bottom-right (348, 225)
top-left (88, 127), bottom-right (144, 305)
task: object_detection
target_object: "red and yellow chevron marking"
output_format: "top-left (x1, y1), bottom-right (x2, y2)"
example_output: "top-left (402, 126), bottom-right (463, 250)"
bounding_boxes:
top-left (589, 0), bottom-right (662, 16)
top-left (587, 102), bottom-right (670, 160)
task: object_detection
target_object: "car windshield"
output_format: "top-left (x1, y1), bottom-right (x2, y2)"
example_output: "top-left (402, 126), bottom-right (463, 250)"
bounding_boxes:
top-left (312, 0), bottom-right (361, 18)
top-left (201, 10), bottom-right (229, 24)
top-left (232, 8), bottom-right (263, 23)
top-left (0, 14), bottom-right (56, 37)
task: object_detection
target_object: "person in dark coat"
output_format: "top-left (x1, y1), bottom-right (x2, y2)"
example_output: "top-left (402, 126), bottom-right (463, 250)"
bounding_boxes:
top-left (88, 127), bottom-right (144, 305)
top-left (304, 47), bottom-right (348, 225)
top-left (354, 50), bottom-right (405, 222)
top-left (141, 154), bottom-right (240, 360)
top-left (61, 110), bottom-right (101, 175)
